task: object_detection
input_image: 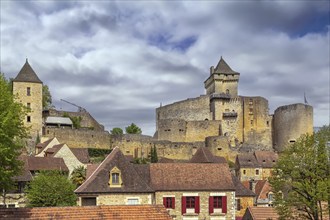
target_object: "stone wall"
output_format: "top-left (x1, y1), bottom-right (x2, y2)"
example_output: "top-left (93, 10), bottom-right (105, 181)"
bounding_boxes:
top-left (96, 193), bottom-right (153, 206)
top-left (237, 167), bottom-right (273, 182)
top-left (54, 144), bottom-right (86, 175)
top-left (273, 103), bottom-right (313, 152)
top-left (45, 109), bottom-right (104, 131)
top-left (0, 193), bottom-right (26, 208)
top-left (44, 128), bottom-right (111, 149)
top-left (236, 197), bottom-right (254, 218)
top-left (155, 191), bottom-right (235, 220)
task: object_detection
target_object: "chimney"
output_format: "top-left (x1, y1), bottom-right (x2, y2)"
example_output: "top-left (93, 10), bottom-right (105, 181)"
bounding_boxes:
top-left (210, 66), bottom-right (214, 75)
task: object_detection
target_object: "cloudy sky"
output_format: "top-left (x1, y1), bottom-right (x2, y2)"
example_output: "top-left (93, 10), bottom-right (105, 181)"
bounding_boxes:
top-left (1, 1), bottom-right (329, 135)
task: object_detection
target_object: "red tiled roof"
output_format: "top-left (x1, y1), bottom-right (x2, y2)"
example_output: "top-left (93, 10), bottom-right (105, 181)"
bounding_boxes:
top-left (150, 163), bottom-right (235, 191)
top-left (255, 180), bottom-right (272, 200)
top-left (0, 205), bottom-right (172, 220)
top-left (243, 207), bottom-right (279, 220)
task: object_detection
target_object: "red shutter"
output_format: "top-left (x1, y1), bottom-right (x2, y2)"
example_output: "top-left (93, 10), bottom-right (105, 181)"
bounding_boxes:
top-left (222, 196), bottom-right (227, 213)
top-left (163, 197), bottom-right (166, 208)
top-left (182, 196), bottom-right (186, 214)
top-left (172, 197), bottom-right (175, 209)
top-left (209, 196), bottom-right (214, 214)
top-left (195, 196), bottom-right (200, 213)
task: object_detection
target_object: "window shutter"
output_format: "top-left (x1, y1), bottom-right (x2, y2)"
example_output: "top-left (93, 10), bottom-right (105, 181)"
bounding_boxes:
top-left (195, 196), bottom-right (200, 213)
top-left (237, 198), bottom-right (241, 211)
top-left (172, 197), bottom-right (175, 209)
top-left (163, 197), bottom-right (166, 207)
top-left (222, 196), bottom-right (227, 213)
top-left (209, 196), bottom-right (214, 214)
top-left (182, 196), bottom-right (186, 214)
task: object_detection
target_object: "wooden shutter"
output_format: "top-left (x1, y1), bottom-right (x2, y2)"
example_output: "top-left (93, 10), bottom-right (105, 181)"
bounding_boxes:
top-left (236, 198), bottom-right (241, 211)
top-left (222, 196), bottom-right (227, 213)
top-left (172, 197), bottom-right (175, 209)
top-left (181, 196), bottom-right (186, 214)
top-left (195, 196), bottom-right (200, 213)
top-left (209, 196), bottom-right (214, 214)
top-left (163, 197), bottom-right (166, 208)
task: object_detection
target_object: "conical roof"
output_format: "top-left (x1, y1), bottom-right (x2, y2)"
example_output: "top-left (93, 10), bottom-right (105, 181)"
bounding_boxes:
top-left (13, 59), bottom-right (42, 83)
top-left (214, 57), bottom-right (239, 75)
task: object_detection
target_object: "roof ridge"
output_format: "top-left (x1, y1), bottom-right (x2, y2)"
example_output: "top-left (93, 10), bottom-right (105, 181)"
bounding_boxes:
top-left (13, 59), bottom-right (42, 83)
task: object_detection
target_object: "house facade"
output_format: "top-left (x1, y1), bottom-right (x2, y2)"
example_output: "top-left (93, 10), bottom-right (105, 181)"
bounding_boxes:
top-left (75, 147), bottom-right (237, 220)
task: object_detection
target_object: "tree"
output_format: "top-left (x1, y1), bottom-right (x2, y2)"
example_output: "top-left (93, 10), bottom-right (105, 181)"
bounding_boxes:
top-left (149, 146), bottom-right (158, 163)
top-left (26, 170), bottom-right (76, 207)
top-left (125, 123), bottom-right (142, 134)
top-left (270, 126), bottom-right (330, 220)
top-left (0, 73), bottom-right (28, 197)
top-left (42, 84), bottom-right (53, 109)
top-left (70, 166), bottom-right (86, 188)
top-left (111, 127), bottom-right (123, 135)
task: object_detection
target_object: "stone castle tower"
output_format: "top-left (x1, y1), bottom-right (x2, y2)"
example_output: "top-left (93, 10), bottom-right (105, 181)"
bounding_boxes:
top-left (13, 59), bottom-right (43, 140)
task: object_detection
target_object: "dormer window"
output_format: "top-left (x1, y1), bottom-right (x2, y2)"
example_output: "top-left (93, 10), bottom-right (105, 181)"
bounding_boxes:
top-left (109, 166), bottom-right (122, 187)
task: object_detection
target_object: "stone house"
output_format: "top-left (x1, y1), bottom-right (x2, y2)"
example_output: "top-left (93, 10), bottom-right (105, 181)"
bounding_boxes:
top-left (75, 147), bottom-right (237, 220)
top-left (242, 180), bottom-right (273, 207)
top-left (235, 151), bottom-right (278, 181)
top-left (1, 156), bottom-right (68, 208)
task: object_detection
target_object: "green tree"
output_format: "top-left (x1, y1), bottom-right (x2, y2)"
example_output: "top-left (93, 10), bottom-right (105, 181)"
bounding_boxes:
top-left (125, 123), bottom-right (142, 134)
top-left (42, 85), bottom-right (53, 109)
top-left (149, 146), bottom-right (158, 163)
top-left (0, 73), bottom-right (28, 198)
top-left (111, 127), bottom-right (123, 135)
top-left (270, 126), bottom-right (330, 220)
top-left (26, 170), bottom-right (76, 207)
top-left (70, 166), bottom-right (86, 188)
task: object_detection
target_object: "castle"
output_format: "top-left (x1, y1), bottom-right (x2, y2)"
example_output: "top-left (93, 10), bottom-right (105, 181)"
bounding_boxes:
top-left (12, 57), bottom-right (313, 161)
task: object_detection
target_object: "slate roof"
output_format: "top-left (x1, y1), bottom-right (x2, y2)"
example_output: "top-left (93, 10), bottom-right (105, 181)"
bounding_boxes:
top-left (0, 205), bottom-right (172, 220)
top-left (232, 175), bottom-right (255, 197)
top-left (236, 151), bottom-right (278, 168)
top-left (243, 207), bottom-right (279, 220)
top-left (45, 116), bottom-right (73, 125)
top-left (214, 57), bottom-right (239, 75)
top-left (13, 59), bottom-right (42, 83)
top-left (149, 163), bottom-right (235, 191)
top-left (86, 163), bottom-right (100, 179)
top-left (75, 147), bottom-right (154, 194)
top-left (255, 180), bottom-right (272, 200)
top-left (190, 147), bottom-right (227, 163)
top-left (35, 137), bottom-right (55, 150)
top-left (45, 144), bottom-right (64, 156)
top-left (70, 148), bottom-right (90, 164)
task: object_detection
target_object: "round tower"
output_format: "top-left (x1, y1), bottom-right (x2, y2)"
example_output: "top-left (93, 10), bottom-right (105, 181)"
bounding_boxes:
top-left (12, 59), bottom-right (43, 139)
top-left (273, 103), bottom-right (313, 152)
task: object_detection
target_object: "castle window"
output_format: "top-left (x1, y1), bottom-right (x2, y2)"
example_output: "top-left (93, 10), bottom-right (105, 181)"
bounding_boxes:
top-left (256, 169), bottom-right (259, 175)
top-left (27, 87), bottom-right (31, 96)
top-left (27, 116), bottom-right (31, 123)
top-left (109, 166), bottom-right (122, 187)
top-left (267, 121), bottom-right (269, 126)
top-left (243, 170), bottom-right (246, 175)
top-left (250, 120), bottom-right (253, 125)
top-left (27, 103), bottom-right (31, 109)
top-left (226, 89), bottom-right (229, 94)
top-left (289, 139), bottom-right (296, 143)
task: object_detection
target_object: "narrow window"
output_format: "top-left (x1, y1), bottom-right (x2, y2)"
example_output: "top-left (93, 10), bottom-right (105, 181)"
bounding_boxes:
top-left (27, 87), bottom-right (31, 96)
top-left (235, 199), bottom-right (241, 211)
top-left (267, 121), bottom-right (269, 126)
top-left (213, 196), bottom-right (222, 208)
top-left (27, 103), bottom-right (31, 109)
top-left (243, 170), bottom-right (246, 175)
top-left (186, 197), bottom-right (195, 208)
top-left (27, 116), bottom-right (31, 122)
top-left (256, 169), bottom-right (259, 175)
top-left (163, 197), bottom-right (175, 209)
top-left (226, 89), bottom-right (229, 94)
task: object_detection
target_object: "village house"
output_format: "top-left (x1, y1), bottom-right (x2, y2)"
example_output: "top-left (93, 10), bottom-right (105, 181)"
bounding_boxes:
top-left (75, 147), bottom-right (239, 220)
top-left (235, 151), bottom-right (278, 181)
top-left (242, 180), bottom-right (274, 207)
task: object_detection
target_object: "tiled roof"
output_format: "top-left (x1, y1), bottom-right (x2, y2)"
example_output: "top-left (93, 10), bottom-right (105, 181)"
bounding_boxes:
top-left (214, 57), bottom-right (239, 75)
top-left (75, 147), bottom-right (154, 194)
top-left (255, 180), bottom-right (272, 200)
top-left (36, 138), bottom-right (54, 149)
top-left (243, 207), bottom-right (279, 220)
top-left (190, 147), bottom-right (227, 163)
top-left (86, 163), bottom-right (99, 179)
top-left (236, 151), bottom-right (278, 168)
top-left (23, 156), bottom-right (69, 172)
top-left (0, 205), bottom-right (172, 220)
top-left (254, 151), bottom-right (278, 168)
top-left (232, 175), bottom-right (255, 197)
top-left (149, 163), bottom-right (235, 191)
top-left (45, 116), bottom-right (73, 125)
top-left (45, 144), bottom-right (64, 156)
top-left (70, 148), bottom-right (90, 164)
top-left (13, 59), bottom-right (42, 83)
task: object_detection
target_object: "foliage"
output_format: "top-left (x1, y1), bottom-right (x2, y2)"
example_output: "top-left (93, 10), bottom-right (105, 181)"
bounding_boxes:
top-left (111, 127), bottom-right (123, 135)
top-left (25, 170), bottom-right (76, 207)
top-left (133, 157), bottom-right (149, 164)
top-left (42, 85), bottom-right (53, 109)
top-left (270, 126), bottom-right (330, 220)
top-left (125, 123), bottom-right (142, 134)
top-left (88, 148), bottom-right (112, 163)
top-left (0, 73), bottom-right (28, 193)
top-left (70, 166), bottom-right (86, 188)
top-left (149, 146), bottom-right (158, 163)
top-left (62, 113), bottom-right (82, 129)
